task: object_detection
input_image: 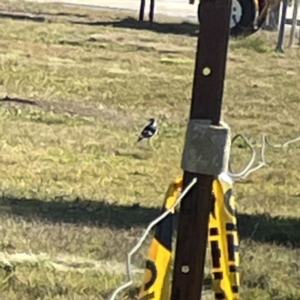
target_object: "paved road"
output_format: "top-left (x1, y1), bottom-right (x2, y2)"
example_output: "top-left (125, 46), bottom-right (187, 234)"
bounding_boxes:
top-left (25, 0), bottom-right (199, 20)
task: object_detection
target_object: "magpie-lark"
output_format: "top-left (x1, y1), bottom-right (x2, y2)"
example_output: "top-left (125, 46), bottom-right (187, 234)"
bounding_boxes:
top-left (137, 118), bottom-right (157, 143)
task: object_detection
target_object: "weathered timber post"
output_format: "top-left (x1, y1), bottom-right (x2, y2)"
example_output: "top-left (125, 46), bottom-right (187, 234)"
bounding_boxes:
top-left (170, 0), bottom-right (233, 299)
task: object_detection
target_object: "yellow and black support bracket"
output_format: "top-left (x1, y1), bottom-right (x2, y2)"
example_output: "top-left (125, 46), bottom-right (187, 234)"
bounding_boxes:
top-left (138, 176), bottom-right (182, 300)
top-left (209, 173), bottom-right (240, 300)
top-left (138, 173), bottom-right (240, 300)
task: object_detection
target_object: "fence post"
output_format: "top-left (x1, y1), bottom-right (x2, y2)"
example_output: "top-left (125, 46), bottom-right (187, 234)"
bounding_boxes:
top-left (276, 0), bottom-right (289, 52)
top-left (170, 0), bottom-right (232, 299)
top-left (288, 0), bottom-right (299, 47)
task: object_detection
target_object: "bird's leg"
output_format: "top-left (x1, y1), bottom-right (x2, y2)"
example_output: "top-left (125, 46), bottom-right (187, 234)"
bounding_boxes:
top-left (149, 137), bottom-right (155, 151)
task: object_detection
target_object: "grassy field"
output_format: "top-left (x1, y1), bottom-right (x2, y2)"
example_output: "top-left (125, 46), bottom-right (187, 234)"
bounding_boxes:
top-left (0, 1), bottom-right (300, 299)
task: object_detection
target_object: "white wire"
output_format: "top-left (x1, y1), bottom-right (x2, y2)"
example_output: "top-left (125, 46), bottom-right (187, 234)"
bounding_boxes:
top-left (108, 177), bottom-right (198, 300)
top-left (220, 120), bottom-right (231, 174)
top-left (228, 132), bottom-right (300, 180)
top-left (238, 133), bottom-right (267, 178)
top-left (227, 133), bottom-right (258, 179)
top-left (265, 135), bottom-right (300, 148)
top-left (228, 133), bottom-right (267, 179)
top-left (220, 121), bottom-right (266, 180)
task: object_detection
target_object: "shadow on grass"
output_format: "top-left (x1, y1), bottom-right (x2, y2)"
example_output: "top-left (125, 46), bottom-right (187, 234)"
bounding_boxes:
top-left (0, 96), bottom-right (38, 106)
top-left (0, 8), bottom-right (199, 37)
top-left (0, 9), bottom-right (89, 21)
top-left (1, 196), bottom-right (300, 248)
top-left (70, 17), bottom-right (199, 37)
top-left (237, 212), bottom-right (300, 248)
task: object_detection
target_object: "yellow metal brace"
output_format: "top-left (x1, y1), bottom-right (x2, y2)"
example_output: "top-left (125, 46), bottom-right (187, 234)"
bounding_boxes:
top-left (138, 176), bottom-right (182, 300)
top-left (138, 174), bottom-right (240, 300)
top-left (209, 173), bottom-right (240, 300)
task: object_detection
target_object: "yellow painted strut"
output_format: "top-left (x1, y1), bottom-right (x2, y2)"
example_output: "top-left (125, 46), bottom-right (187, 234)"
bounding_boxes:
top-left (139, 173), bottom-right (240, 300)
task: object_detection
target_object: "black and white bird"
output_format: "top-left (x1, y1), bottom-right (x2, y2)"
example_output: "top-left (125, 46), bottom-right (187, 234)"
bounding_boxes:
top-left (137, 118), bottom-right (157, 143)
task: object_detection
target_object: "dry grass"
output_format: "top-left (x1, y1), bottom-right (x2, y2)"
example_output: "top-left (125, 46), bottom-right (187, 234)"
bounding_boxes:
top-left (0, 1), bottom-right (300, 299)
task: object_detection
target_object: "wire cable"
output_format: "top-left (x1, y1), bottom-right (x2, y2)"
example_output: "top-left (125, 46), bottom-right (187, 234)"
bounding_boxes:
top-left (108, 177), bottom-right (198, 300)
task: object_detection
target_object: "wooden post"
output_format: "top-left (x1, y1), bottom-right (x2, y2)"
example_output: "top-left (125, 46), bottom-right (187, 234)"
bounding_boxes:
top-left (170, 0), bottom-right (232, 299)
top-left (276, 0), bottom-right (289, 52)
top-left (288, 0), bottom-right (299, 47)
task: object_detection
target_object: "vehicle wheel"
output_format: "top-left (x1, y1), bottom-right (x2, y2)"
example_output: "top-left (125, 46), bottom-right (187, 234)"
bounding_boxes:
top-left (230, 0), bottom-right (257, 37)
top-left (196, 0), bottom-right (268, 38)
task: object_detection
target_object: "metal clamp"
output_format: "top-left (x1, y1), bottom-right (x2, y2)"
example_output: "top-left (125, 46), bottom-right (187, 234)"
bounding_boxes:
top-left (181, 119), bottom-right (229, 176)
